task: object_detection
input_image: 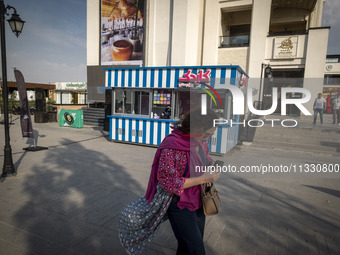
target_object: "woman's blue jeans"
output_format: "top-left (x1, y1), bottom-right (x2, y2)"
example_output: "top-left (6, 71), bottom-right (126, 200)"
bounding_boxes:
top-left (167, 196), bottom-right (206, 255)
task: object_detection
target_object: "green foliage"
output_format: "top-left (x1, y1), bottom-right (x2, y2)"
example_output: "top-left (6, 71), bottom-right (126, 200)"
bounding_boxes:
top-left (47, 99), bottom-right (56, 112)
top-left (0, 91), bottom-right (35, 114)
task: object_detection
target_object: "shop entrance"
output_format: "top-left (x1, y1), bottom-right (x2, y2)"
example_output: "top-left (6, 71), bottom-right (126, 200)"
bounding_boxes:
top-left (262, 68), bottom-right (304, 116)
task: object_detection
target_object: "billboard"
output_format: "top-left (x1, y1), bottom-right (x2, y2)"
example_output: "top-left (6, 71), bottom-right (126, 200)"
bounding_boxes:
top-left (101, 0), bottom-right (144, 66)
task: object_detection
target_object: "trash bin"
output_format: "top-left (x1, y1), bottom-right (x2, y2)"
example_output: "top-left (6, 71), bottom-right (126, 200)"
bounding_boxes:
top-left (59, 109), bottom-right (83, 128)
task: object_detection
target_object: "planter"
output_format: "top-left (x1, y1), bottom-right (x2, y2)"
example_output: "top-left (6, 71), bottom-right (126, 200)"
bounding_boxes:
top-left (34, 112), bottom-right (49, 123)
top-left (48, 112), bottom-right (57, 122)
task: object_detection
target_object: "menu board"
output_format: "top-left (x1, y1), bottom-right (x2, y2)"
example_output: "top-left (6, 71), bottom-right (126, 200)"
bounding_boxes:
top-left (153, 90), bottom-right (171, 105)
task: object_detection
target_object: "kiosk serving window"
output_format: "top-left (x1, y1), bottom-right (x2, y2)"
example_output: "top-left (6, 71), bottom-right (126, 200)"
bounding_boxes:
top-left (114, 89), bottom-right (150, 115)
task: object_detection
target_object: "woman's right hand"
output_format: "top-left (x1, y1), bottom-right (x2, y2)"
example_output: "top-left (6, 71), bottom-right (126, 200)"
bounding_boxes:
top-left (200, 171), bottom-right (221, 184)
top-left (182, 170), bottom-right (221, 190)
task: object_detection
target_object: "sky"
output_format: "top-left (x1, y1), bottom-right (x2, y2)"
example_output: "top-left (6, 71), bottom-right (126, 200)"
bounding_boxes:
top-left (1, 0), bottom-right (340, 84)
top-left (322, 0), bottom-right (340, 54)
top-left (3, 0), bottom-right (86, 84)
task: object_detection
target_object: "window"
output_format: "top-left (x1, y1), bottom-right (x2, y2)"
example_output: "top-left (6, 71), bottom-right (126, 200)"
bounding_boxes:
top-left (56, 92), bottom-right (61, 104)
top-left (62, 93), bottom-right (70, 104)
top-left (324, 75), bottom-right (340, 85)
top-left (134, 91), bottom-right (150, 115)
top-left (114, 89), bottom-right (150, 115)
top-left (230, 24), bottom-right (250, 36)
top-left (152, 89), bottom-right (172, 119)
top-left (220, 10), bottom-right (251, 47)
top-left (326, 57), bottom-right (340, 63)
top-left (78, 93), bottom-right (87, 104)
top-left (326, 58), bottom-right (339, 63)
top-left (55, 91), bottom-right (87, 104)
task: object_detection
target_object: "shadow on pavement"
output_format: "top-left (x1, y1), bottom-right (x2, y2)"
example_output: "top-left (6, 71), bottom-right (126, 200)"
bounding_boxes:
top-left (13, 138), bottom-right (143, 255)
top-left (90, 126), bottom-right (111, 142)
top-left (202, 176), bottom-right (340, 254)
top-left (320, 141), bottom-right (340, 152)
top-left (304, 185), bottom-right (340, 198)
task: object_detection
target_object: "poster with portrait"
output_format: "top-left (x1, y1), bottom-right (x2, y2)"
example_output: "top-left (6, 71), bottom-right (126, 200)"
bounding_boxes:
top-left (101, 0), bottom-right (144, 66)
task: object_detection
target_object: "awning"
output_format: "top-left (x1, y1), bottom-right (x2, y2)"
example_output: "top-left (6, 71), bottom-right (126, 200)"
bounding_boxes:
top-left (104, 65), bottom-right (248, 88)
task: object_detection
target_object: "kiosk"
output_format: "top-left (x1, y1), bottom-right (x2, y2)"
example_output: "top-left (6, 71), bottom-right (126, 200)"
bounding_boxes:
top-left (104, 65), bottom-right (248, 154)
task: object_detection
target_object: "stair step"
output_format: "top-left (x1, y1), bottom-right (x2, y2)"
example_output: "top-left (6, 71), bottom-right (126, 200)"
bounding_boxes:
top-left (83, 113), bottom-right (103, 117)
top-left (255, 127), bottom-right (340, 135)
top-left (83, 117), bottom-right (104, 121)
top-left (253, 133), bottom-right (340, 143)
top-left (242, 145), bottom-right (340, 159)
top-left (252, 139), bottom-right (340, 153)
top-left (82, 107), bottom-right (105, 127)
top-left (247, 115), bottom-right (339, 155)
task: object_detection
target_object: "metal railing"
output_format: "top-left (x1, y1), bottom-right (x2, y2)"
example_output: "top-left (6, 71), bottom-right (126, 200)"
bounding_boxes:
top-left (219, 35), bottom-right (250, 48)
top-left (267, 30), bottom-right (307, 37)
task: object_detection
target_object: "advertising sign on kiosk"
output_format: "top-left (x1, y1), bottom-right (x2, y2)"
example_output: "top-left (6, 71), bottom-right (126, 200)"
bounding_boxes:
top-left (104, 65), bottom-right (248, 154)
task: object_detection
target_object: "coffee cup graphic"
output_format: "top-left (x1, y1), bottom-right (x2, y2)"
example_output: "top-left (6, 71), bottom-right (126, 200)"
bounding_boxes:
top-left (111, 39), bottom-right (133, 61)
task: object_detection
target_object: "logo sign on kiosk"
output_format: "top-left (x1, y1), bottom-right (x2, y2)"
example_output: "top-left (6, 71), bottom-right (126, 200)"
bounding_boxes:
top-left (178, 69), bottom-right (223, 115)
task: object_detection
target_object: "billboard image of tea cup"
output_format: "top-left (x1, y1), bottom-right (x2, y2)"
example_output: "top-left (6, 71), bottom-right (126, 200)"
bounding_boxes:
top-left (111, 39), bottom-right (133, 61)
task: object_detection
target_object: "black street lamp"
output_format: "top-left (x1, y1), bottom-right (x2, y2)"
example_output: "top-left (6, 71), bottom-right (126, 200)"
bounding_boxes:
top-left (1, 0), bottom-right (25, 177)
top-left (258, 63), bottom-right (272, 110)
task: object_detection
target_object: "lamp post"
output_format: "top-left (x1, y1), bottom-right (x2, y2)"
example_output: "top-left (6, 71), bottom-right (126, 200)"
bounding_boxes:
top-left (258, 63), bottom-right (272, 110)
top-left (1, 0), bottom-right (25, 177)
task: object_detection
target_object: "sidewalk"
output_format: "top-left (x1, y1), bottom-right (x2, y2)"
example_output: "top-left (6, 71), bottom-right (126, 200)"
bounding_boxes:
top-left (0, 115), bottom-right (339, 255)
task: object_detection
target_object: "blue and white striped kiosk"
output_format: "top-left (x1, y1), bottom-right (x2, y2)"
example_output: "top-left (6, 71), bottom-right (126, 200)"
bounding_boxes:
top-left (104, 65), bottom-right (248, 154)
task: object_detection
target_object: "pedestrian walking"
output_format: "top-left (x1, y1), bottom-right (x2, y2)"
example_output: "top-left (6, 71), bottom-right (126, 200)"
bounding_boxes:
top-left (332, 93), bottom-right (340, 125)
top-left (119, 108), bottom-right (221, 254)
top-left (313, 93), bottom-right (326, 124)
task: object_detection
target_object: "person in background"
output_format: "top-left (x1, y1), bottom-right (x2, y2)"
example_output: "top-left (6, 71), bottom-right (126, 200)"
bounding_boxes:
top-left (161, 105), bottom-right (171, 119)
top-left (145, 108), bottom-right (220, 255)
top-left (313, 93), bottom-right (326, 124)
top-left (332, 93), bottom-right (340, 125)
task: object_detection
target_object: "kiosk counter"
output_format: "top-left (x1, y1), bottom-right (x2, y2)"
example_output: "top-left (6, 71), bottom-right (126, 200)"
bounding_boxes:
top-left (104, 65), bottom-right (248, 154)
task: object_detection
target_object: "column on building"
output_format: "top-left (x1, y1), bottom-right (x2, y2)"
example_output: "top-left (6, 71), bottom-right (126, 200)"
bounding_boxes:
top-left (147, 0), bottom-right (211, 66)
top-left (309, 0), bottom-right (325, 28)
top-left (201, 0), bottom-right (219, 65)
top-left (146, 0), bottom-right (171, 66)
top-left (247, 0), bottom-right (272, 109)
top-left (303, 27), bottom-right (330, 114)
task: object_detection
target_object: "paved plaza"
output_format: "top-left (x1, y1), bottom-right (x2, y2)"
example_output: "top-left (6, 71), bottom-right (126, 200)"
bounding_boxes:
top-left (0, 115), bottom-right (339, 255)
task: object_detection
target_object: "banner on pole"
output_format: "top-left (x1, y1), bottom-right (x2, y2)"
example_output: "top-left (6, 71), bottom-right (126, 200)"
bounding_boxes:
top-left (14, 70), bottom-right (34, 138)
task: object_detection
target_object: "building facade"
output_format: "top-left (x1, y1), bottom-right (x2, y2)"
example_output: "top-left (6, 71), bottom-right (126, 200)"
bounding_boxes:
top-left (87, 0), bottom-right (329, 116)
top-left (54, 82), bottom-right (87, 105)
top-left (324, 55), bottom-right (340, 113)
